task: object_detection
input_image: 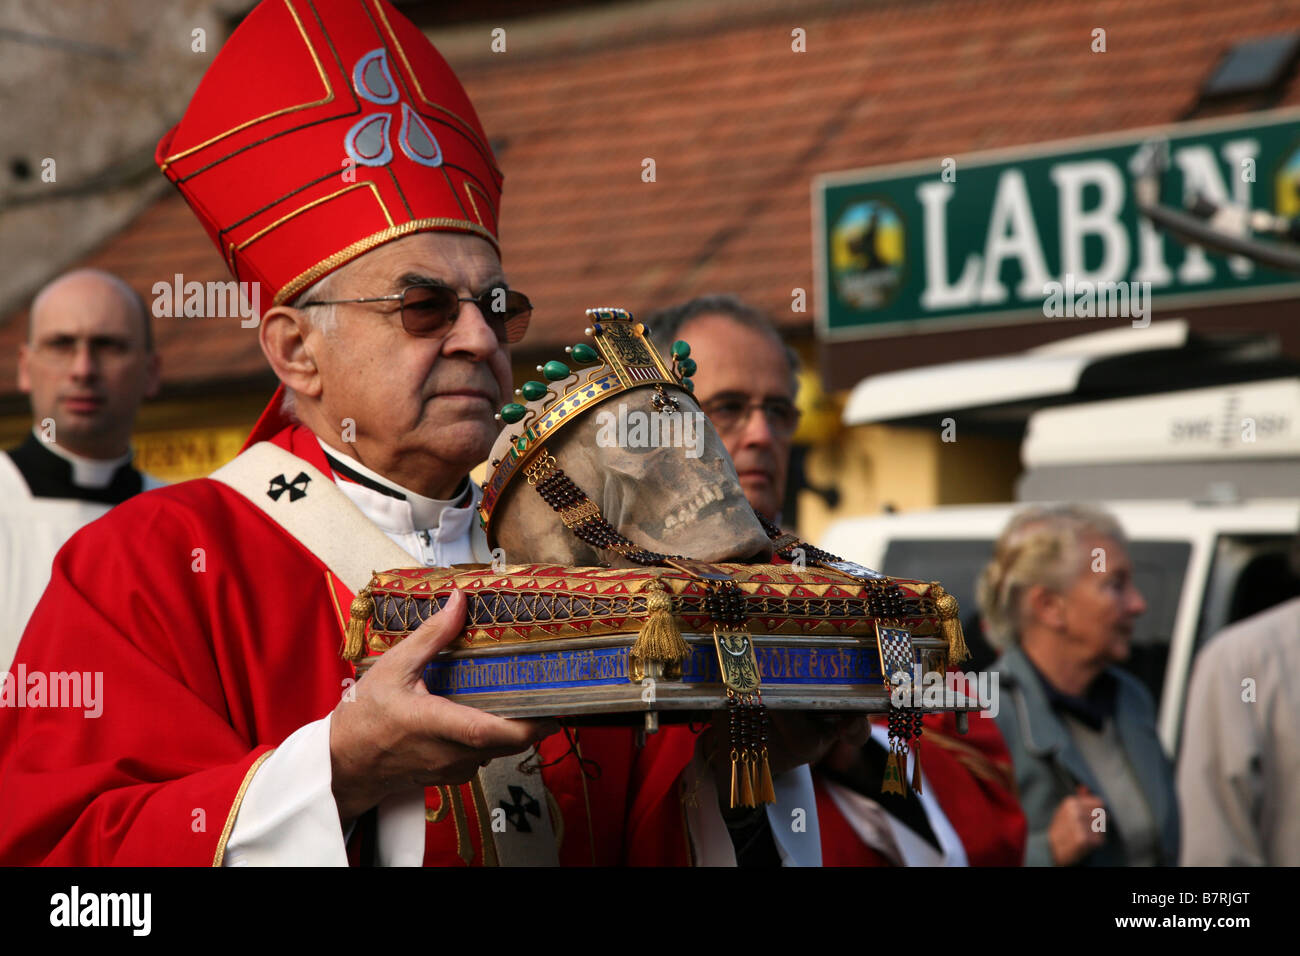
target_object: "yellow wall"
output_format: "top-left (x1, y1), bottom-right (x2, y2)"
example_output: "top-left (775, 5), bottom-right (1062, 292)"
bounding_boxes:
top-left (797, 422), bottom-right (1021, 544)
top-left (0, 389), bottom-right (271, 484)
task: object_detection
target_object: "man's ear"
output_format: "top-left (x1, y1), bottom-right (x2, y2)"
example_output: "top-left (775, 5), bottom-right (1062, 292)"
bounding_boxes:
top-left (16, 344), bottom-right (31, 394)
top-left (260, 306), bottom-right (321, 399)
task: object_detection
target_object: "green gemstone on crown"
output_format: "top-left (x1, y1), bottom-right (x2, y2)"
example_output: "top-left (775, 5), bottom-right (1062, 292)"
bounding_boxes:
top-left (520, 380), bottom-right (548, 401)
top-left (677, 357), bottom-right (697, 378)
top-left (570, 343), bottom-right (598, 363)
top-left (542, 360), bottom-right (570, 381)
top-left (671, 340), bottom-right (691, 359)
top-left (499, 403), bottom-right (526, 424)
top-left (516, 437), bottom-right (528, 453)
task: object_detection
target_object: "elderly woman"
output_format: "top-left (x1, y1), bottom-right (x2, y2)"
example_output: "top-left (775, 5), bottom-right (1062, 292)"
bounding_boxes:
top-left (977, 504), bottom-right (1179, 866)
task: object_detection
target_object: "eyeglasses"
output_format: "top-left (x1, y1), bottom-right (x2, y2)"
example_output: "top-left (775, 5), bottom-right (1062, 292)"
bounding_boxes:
top-left (699, 396), bottom-right (801, 437)
top-left (298, 283), bottom-right (533, 343)
top-left (31, 335), bottom-right (138, 366)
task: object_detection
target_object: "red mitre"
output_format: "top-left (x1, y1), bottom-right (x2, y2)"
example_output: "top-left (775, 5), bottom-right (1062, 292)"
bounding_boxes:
top-left (156, 0), bottom-right (503, 310)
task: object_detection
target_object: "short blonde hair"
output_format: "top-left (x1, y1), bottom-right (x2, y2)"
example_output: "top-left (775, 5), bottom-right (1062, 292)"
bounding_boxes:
top-left (975, 504), bottom-right (1127, 650)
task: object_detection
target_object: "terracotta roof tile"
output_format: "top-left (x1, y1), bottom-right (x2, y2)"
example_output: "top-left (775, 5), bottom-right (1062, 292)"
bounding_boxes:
top-left (7, 0), bottom-right (1300, 396)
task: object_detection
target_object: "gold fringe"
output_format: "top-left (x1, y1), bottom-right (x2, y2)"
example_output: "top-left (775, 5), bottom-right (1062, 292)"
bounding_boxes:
top-left (343, 586), bottom-right (374, 662)
top-left (631, 580), bottom-right (689, 668)
top-left (730, 753), bottom-right (741, 808)
top-left (931, 583), bottom-right (970, 663)
top-left (756, 749), bottom-right (776, 804)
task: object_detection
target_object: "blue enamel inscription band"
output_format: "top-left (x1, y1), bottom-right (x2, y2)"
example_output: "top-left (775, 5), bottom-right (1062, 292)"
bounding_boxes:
top-left (424, 643), bottom-right (887, 696)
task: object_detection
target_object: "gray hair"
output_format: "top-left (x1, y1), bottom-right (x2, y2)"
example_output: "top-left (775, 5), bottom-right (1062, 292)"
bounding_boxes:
top-left (641, 294), bottom-right (800, 394)
top-left (975, 503), bottom-right (1128, 650)
top-left (292, 271), bottom-right (338, 335)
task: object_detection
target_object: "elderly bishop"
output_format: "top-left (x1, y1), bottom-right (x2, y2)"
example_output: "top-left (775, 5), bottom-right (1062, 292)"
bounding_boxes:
top-left (0, 0), bottom-right (720, 865)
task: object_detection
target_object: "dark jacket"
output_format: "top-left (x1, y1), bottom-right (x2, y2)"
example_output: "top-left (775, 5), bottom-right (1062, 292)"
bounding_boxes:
top-left (992, 646), bottom-right (1179, 866)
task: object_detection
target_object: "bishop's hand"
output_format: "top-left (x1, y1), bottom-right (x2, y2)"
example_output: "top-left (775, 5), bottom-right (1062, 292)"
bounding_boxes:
top-left (328, 588), bottom-right (560, 826)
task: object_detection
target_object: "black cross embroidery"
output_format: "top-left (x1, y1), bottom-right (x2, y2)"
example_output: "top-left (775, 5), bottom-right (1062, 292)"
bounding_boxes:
top-left (267, 472), bottom-right (311, 502)
top-left (499, 785), bottom-right (541, 833)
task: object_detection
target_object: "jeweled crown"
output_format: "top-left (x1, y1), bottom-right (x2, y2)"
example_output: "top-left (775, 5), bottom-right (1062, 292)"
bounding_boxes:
top-left (478, 308), bottom-right (698, 539)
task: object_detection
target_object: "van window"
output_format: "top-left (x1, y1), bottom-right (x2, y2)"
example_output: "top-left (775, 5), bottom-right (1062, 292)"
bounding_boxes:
top-left (1196, 534), bottom-right (1300, 653)
top-left (882, 539), bottom-right (1191, 706)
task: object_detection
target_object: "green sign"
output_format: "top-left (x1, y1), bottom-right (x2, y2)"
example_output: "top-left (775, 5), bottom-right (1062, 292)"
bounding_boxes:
top-left (814, 108), bottom-right (1300, 340)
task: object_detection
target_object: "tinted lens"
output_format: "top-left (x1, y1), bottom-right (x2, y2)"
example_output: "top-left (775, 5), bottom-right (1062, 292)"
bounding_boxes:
top-left (481, 289), bottom-right (532, 343)
top-left (400, 284), bottom-right (457, 335)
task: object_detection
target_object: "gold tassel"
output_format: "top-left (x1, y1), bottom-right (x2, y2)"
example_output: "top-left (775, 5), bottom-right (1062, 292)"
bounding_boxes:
top-left (931, 584), bottom-right (970, 663)
top-left (738, 753), bottom-right (755, 807)
top-left (882, 749), bottom-right (906, 796)
top-left (756, 749), bottom-right (776, 804)
top-left (911, 741), bottom-right (923, 794)
top-left (730, 752), bottom-right (741, 808)
top-left (343, 586), bottom-right (374, 662)
top-left (632, 580), bottom-right (689, 669)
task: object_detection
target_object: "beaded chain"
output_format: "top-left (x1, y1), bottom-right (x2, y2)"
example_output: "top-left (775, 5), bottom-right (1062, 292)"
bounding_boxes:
top-left (524, 448), bottom-right (924, 800)
top-left (525, 450), bottom-right (780, 806)
top-left (756, 500), bottom-right (925, 795)
top-left (526, 452), bottom-right (684, 566)
top-left (754, 509), bottom-right (913, 617)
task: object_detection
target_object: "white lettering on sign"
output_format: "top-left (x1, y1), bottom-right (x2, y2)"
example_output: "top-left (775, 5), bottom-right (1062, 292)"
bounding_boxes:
top-left (918, 181), bottom-right (980, 309)
top-left (1051, 159), bottom-right (1128, 284)
top-left (978, 169), bottom-right (1051, 305)
top-left (1173, 140), bottom-right (1260, 280)
top-left (915, 137), bottom-right (1266, 315)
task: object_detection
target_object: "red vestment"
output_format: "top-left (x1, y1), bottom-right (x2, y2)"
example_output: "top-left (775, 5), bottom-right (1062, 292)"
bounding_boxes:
top-left (0, 423), bottom-right (696, 865)
top-left (816, 711), bottom-right (1027, 866)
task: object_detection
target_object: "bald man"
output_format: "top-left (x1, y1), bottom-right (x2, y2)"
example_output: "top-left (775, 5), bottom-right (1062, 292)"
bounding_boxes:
top-left (1, 269), bottom-right (162, 666)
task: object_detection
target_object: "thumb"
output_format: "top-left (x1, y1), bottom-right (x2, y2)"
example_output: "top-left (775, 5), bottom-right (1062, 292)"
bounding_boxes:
top-left (380, 588), bottom-right (468, 681)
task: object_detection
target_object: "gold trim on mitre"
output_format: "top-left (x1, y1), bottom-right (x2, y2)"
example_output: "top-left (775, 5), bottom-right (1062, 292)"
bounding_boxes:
top-left (229, 181), bottom-right (395, 278)
top-left (273, 216), bottom-right (501, 305)
top-left (161, 0), bottom-right (335, 173)
top-left (370, 0), bottom-right (499, 168)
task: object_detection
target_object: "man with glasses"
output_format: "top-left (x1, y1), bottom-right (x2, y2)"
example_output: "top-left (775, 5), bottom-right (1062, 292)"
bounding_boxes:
top-left (0, 0), bottom-right (703, 867)
top-left (0, 269), bottom-right (162, 669)
top-left (643, 295), bottom-right (801, 524)
top-left (645, 295), bottom-right (1026, 866)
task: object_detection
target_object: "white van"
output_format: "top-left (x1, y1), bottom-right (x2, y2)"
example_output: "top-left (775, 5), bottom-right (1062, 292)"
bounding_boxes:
top-left (821, 376), bottom-right (1300, 756)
